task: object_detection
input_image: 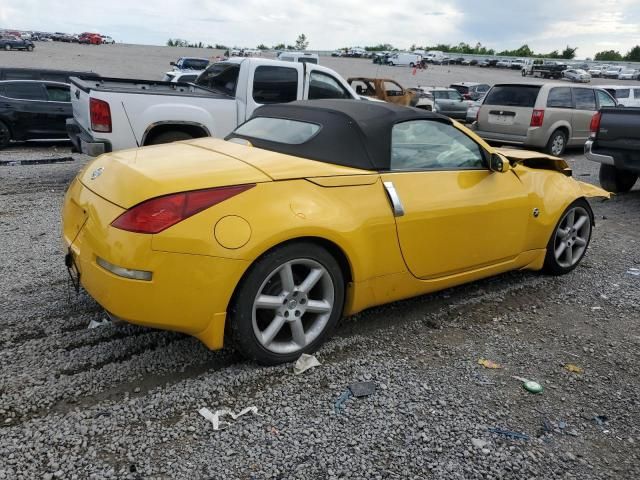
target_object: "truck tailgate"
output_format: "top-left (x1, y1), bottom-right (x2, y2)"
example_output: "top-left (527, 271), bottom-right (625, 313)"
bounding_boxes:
top-left (70, 81), bottom-right (91, 132)
top-left (598, 107), bottom-right (640, 150)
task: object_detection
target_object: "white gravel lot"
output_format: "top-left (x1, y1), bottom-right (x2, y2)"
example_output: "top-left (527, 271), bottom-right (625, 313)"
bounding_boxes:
top-left (0, 42), bottom-right (639, 479)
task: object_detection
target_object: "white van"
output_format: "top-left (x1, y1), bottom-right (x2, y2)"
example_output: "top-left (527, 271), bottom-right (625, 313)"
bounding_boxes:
top-left (387, 52), bottom-right (422, 67)
top-left (599, 85), bottom-right (640, 107)
top-left (278, 52), bottom-right (319, 64)
top-left (424, 50), bottom-right (445, 63)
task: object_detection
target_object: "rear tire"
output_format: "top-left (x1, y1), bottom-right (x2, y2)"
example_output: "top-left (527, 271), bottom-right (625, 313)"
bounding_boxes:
top-left (545, 129), bottom-right (567, 156)
top-left (599, 164), bottom-right (638, 193)
top-left (145, 130), bottom-right (193, 145)
top-left (229, 242), bottom-right (345, 365)
top-left (542, 199), bottom-right (593, 275)
top-left (4, 44), bottom-right (10, 51)
top-left (0, 121), bottom-right (11, 148)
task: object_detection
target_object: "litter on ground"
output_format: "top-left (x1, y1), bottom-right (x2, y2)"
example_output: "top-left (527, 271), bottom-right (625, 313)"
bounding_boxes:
top-left (198, 406), bottom-right (258, 430)
top-left (293, 354), bottom-right (321, 375)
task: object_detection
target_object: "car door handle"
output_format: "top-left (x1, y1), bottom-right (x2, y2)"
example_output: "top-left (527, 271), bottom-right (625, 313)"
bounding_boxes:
top-left (383, 181), bottom-right (405, 217)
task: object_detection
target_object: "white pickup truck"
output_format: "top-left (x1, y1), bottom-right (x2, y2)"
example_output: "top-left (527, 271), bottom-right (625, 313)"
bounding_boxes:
top-left (66, 58), bottom-right (359, 156)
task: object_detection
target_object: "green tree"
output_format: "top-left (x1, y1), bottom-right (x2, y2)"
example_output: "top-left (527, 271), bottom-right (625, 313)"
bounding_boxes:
top-left (215, 43), bottom-right (228, 49)
top-left (624, 45), bottom-right (640, 61)
top-left (295, 33), bottom-right (309, 50)
top-left (166, 39), bottom-right (175, 47)
top-left (594, 49), bottom-right (623, 61)
top-left (273, 43), bottom-right (285, 50)
top-left (257, 44), bottom-right (268, 50)
top-left (561, 45), bottom-right (577, 59)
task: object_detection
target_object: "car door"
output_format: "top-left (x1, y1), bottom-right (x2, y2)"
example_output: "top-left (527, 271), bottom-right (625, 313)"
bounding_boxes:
top-left (570, 88), bottom-right (597, 145)
top-left (380, 120), bottom-right (530, 279)
top-left (43, 83), bottom-right (72, 137)
top-left (2, 82), bottom-right (50, 139)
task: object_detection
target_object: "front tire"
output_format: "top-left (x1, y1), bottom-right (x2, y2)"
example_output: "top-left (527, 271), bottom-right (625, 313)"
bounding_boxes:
top-left (543, 200), bottom-right (593, 275)
top-left (229, 242), bottom-right (345, 365)
top-left (545, 129), bottom-right (567, 156)
top-left (599, 164), bottom-right (638, 193)
top-left (27, 45), bottom-right (34, 52)
top-left (4, 44), bottom-right (10, 51)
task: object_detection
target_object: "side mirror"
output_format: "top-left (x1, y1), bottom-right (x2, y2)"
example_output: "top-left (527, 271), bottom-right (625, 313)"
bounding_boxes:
top-left (169, 61), bottom-right (176, 66)
top-left (489, 153), bottom-right (510, 173)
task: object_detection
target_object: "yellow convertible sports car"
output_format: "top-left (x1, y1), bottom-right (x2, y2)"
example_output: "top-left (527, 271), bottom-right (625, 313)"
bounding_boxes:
top-left (62, 99), bottom-right (609, 364)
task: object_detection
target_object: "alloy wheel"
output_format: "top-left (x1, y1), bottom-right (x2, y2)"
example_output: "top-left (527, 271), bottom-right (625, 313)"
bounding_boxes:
top-left (252, 258), bottom-right (335, 354)
top-left (553, 206), bottom-right (591, 268)
top-left (551, 135), bottom-right (565, 156)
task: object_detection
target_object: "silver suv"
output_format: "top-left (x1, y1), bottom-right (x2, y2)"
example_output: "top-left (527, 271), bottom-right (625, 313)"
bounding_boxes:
top-left (474, 83), bottom-right (617, 155)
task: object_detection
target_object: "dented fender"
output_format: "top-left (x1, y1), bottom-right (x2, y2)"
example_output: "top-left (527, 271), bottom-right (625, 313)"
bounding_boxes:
top-left (576, 181), bottom-right (611, 200)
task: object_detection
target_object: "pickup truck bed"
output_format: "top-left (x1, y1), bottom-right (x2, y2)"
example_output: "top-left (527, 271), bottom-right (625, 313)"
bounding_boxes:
top-left (70, 76), bottom-right (225, 98)
top-left (585, 106), bottom-right (640, 192)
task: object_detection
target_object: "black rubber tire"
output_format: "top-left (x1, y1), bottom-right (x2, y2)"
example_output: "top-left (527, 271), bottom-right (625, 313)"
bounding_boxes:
top-left (599, 164), bottom-right (638, 193)
top-left (545, 129), bottom-right (567, 156)
top-left (27, 45), bottom-right (34, 52)
top-left (409, 62), bottom-right (415, 68)
top-left (542, 199), bottom-right (593, 276)
top-left (0, 120), bottom-right (11, 148)
top-left (228, 242), bottom-right (345, 365)
top-left (145, 130), bottom-right (193, 145)
top-left (4, 44), bottom-right (10, 51)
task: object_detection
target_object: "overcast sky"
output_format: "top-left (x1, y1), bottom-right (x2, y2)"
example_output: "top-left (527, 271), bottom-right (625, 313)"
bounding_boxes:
top-left (2, 0), bottom-right (639, 58)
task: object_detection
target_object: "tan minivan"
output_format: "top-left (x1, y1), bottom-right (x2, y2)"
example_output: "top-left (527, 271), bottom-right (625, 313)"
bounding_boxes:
top-left (473, 83), bottom-right (617, 155)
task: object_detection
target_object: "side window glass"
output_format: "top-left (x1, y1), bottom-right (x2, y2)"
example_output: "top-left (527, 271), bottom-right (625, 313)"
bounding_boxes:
top-left (391, 120), bottom-right (485, 171)
top-left (3, 83), bottom-right (46, 100)
top-left (383, 81), bottom-right (403, 97)
top-left (615, 89), bottom-right (630, 99)
top-left (195, 63), bottom-right (240, 97)
top-left (547, 87), bottom-right (573, 108)
top-left (253, 66), bottom-right (298, 104)
top-left (596, 90), bottom-right (616, 107)
top-left (308, 71), bottom-right (351, 100)
top-left (634, 89), bottom-right (640, 98)
top-left (572, 89), bottom-right (596, 110)
top-left (45, 85), bottom-right (71, 102)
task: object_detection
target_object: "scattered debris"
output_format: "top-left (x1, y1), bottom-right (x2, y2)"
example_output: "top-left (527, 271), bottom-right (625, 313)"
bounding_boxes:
top-left (334, 382), bottom-right (376, 414)
top-left (348, 381), bottom-right (376, 398)
top-left (293, 354), bottom-right (321, 375)
top-left (627, 268), bottom-right (640, 276)
top-left (591, 306), bottom-right (603, 311)
top-left (198, 406), bottom-right (258, 430)
top-left (334, 390), bottom-right (352, 414)
top-left (88, 318), bottom-right (111, 329)
top-left (488, 427), bottom-right (529, 441)
top-left (512, 376), bottom-right (544, 394)
top-left (564, 364), bottom-right (584, 374)
top-left (478, 359), bottom-right (502, 369)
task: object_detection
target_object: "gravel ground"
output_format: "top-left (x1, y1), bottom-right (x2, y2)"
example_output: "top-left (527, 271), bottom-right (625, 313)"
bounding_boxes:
top-left (0, 43), bottom-right (639, 479)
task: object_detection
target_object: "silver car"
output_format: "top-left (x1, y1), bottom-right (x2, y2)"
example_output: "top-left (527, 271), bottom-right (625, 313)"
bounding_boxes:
top-left (473, 83), bottom-right (617, 155)
top-left (562, 69), bottom-right (591, 83)
top-left (419, 87), bottom-right (469, 120)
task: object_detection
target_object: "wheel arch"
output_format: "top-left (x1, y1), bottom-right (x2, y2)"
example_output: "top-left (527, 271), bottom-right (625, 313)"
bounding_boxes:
top-left (545, 123), bottom-right (571, 145)
top-left (142, 122), bottom-right (210, 145)
top-left (226, 235), bottom-right (354, 315)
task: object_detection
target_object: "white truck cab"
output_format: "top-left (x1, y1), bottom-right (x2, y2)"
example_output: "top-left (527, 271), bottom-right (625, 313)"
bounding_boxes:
top-left (387, 53), bottom-right (422, 67)
top-left (66, 58), bottom-right (358, 155)
top-left (277, 52), bottom-right (319, 64)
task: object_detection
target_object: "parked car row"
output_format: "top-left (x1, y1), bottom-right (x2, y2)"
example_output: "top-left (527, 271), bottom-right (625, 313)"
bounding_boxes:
top-left (0, 35), bottom-right (35, 51)
top-left (0, 29), bottom-right (116, 45)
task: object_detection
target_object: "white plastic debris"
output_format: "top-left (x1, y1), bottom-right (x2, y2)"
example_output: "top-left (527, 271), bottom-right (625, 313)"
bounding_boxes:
top-left (293, 353), bottom-right (321, 375)
top-left (627, 268), bottom-right (640, 276)
top-left (88, 318), bottom-right (111, 329)
top-left (198, 406), bottom-right (258, 430)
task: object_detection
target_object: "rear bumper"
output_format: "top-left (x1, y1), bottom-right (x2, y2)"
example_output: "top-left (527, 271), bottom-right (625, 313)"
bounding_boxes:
top-left (66, 118), bottom-right (112, 157)
top-left (585, 138), bottom-right (640, 173)
top-left (584, 139), bottom-right (614, 165)
top-left (62, 178), bottom-right (249, 350)
top-left (474, 127), bottom-right (547, 148)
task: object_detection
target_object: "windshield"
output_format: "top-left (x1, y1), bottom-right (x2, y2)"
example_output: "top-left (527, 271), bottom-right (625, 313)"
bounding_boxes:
top-left (182, 59), bottom-right (209, 70)
top-left (484, 85), bottom-right (540, 107)
top-left (195, 63), bottom-right (240, 96)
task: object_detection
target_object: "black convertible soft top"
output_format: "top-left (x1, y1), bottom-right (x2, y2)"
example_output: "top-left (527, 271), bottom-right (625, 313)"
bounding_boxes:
top-left (228, 99), bottom-right (452, 171)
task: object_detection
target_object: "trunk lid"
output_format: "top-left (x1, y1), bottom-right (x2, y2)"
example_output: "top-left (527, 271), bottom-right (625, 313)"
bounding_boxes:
top-left (79, 142), bottom-right (271, 208)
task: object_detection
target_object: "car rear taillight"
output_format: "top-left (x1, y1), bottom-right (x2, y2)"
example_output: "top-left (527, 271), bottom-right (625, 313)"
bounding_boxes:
top-left (590, 111), bottom-right (602, 135)
top-left (90, 98), bottom-right (112, 133)
top-left (111, 184), bottom-right (255, 234)
top-left (530, 109), bottom-right (545, 127)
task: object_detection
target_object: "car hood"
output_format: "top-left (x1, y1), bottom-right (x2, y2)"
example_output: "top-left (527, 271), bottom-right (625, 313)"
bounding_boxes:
top-left (79, 142), bottom-right (271, 209)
